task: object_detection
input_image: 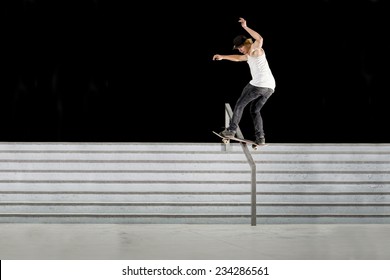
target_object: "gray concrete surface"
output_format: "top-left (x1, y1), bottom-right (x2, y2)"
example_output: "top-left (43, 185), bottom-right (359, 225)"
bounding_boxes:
top-left (3, 142), bottom-right (390, 224)
top-left (1, 223), bottom-right (390, 260)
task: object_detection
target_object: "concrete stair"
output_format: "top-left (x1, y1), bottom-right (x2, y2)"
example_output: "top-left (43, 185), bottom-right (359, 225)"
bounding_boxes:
top-left (1, 142), bottom-right (390, 224)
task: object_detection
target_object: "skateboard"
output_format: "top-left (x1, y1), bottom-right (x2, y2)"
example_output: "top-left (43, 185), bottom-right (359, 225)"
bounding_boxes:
top-left (212, 131), bottom-right (268, 150)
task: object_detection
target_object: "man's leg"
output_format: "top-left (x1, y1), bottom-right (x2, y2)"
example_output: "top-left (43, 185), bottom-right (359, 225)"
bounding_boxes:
top-left (250, 87), bottom-right (274, 142)
top-left (228, 84), bottom-right (261, 133)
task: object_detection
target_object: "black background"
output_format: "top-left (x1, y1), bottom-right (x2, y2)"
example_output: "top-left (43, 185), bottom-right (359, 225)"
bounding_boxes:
top-left (2, 0), bottom-right (389, 143)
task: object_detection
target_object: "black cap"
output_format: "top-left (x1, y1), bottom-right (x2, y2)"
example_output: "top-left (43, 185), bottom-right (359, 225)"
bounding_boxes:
top-left (233, 35), bottom-right (247, 49)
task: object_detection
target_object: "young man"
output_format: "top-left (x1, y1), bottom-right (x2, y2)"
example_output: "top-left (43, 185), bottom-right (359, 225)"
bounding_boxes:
top-left (213, 17), bottom-right (275, 145)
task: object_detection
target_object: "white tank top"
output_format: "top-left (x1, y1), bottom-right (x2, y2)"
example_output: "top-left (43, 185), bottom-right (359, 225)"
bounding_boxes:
top-left (247, 49), bottom-right (275, 90)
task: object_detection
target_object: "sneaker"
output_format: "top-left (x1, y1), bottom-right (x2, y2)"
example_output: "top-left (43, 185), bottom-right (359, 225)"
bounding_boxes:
top-left (255, 137), bottom-right (266, 145)
top-left (220, 128), bottom-right (236, 139)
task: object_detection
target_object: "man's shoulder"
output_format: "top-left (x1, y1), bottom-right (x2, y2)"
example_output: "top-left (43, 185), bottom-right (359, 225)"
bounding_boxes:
top-left (249, 47), bottom-right (264, 57)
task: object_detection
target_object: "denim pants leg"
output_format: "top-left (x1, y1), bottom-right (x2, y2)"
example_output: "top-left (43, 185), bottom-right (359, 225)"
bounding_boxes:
top-left (250, 87), bottom-right (273, 139)
top-left (229, 83), bottom-right (273, 139)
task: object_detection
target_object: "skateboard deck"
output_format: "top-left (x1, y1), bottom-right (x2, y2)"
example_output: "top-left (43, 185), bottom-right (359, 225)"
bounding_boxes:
top-left (212, 131), bottom-right (268, 150)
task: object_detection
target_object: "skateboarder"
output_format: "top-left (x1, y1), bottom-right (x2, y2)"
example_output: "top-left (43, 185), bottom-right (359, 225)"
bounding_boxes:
top-left (213, 17), bottom-right (275, 145)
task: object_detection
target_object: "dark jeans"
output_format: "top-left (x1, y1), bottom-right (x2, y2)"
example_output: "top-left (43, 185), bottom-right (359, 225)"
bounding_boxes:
top-left (229, 83), bottom-right (274, 139)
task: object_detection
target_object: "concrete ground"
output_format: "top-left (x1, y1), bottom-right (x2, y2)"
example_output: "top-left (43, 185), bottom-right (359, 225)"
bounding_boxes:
top-left (1, 223), bottom-right (390, 260)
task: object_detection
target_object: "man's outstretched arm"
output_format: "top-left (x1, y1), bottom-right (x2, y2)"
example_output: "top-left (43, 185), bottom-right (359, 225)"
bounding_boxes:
top-left (212, 54), bottom-right (247, 62)
top-left (239, 17), bottom-right (263, 48)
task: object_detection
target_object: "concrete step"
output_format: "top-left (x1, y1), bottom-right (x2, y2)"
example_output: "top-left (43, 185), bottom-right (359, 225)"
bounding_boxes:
top-left (1, 201), bottom-right (390, 214)
top-left (3, 151), bottom-right (390, 161)
top-left (1, 213), bottom-right (390, 224)
top-left (3, 171), bottom-right (390, 181)
top-left (2, 162), bottom-right (390, 171)
top-left (1, 193), bottom-right (389, 203)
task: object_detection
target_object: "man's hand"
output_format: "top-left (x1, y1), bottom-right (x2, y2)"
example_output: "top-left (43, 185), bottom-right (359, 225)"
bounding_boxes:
top-left (238, 17), bottom-right (247, 28)
top-left (213, 54), bottom-right (223, 60)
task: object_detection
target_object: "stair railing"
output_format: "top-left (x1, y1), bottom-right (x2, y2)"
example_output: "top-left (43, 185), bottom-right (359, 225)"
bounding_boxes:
top-left (224, 103), bottom-right (257, 226)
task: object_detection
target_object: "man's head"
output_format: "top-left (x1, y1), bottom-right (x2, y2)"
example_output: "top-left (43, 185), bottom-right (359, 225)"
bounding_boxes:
top-left (232, 35), bottom-right (252, 50)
